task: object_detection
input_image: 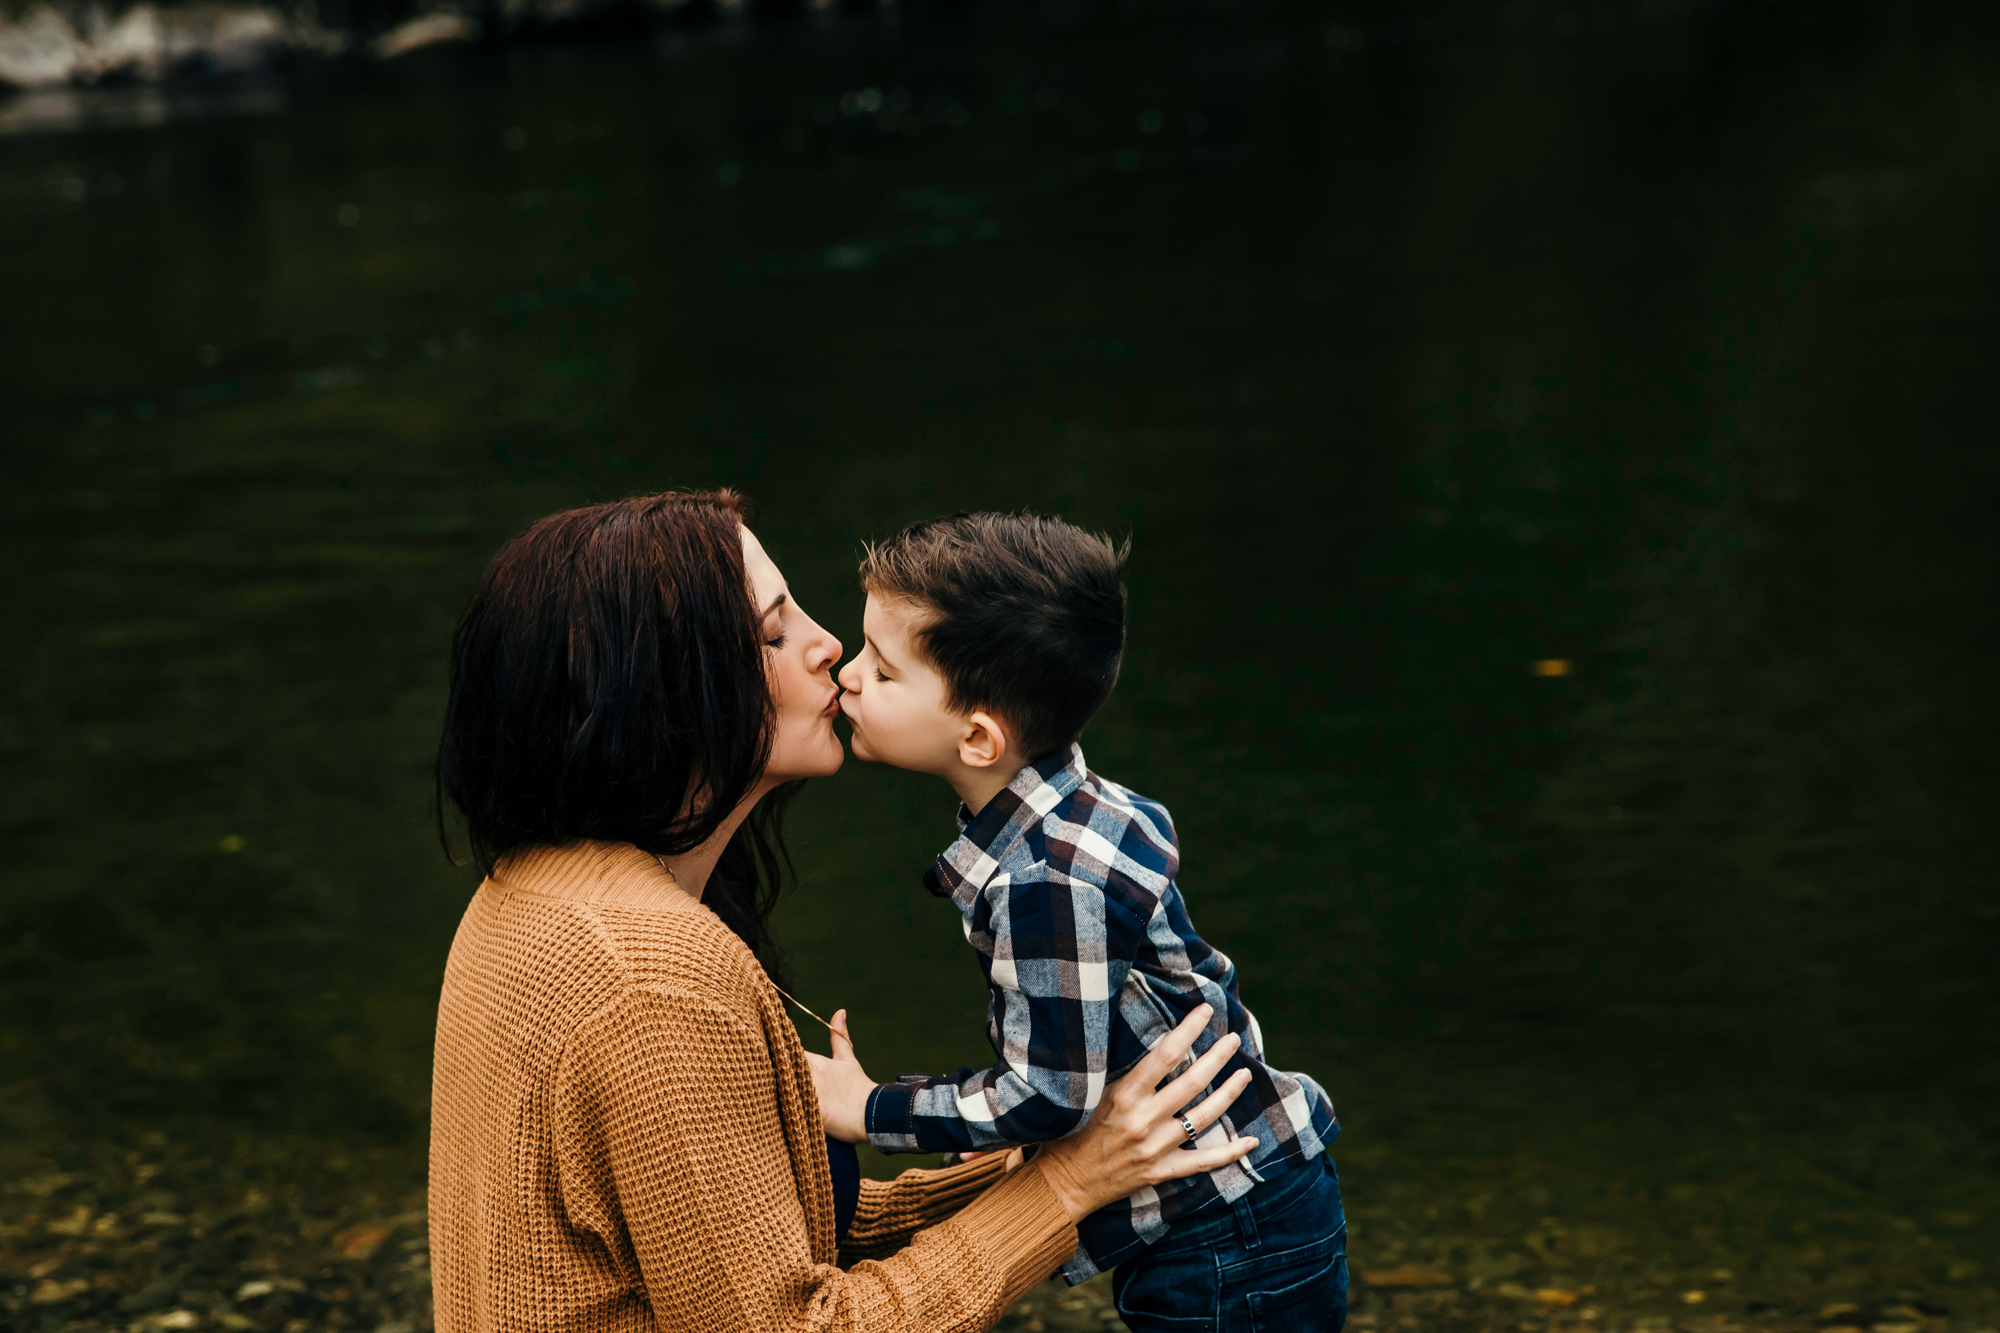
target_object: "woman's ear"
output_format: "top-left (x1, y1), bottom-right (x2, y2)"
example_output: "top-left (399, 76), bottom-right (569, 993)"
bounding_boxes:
top-left (958, 711), bottom-right (1012, 769)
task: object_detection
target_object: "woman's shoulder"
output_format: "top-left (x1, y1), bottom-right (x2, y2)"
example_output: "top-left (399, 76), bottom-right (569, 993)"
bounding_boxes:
top-left (465, 840), bottom-right (767, 1015)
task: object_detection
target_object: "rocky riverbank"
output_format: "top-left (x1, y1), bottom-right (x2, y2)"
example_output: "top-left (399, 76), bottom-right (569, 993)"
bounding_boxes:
top-left (0, 1133), bottom-right (1120, 1333)
top-left (0, 0), bottom-right (724, 93)
top-left (0, 3), bottom-right (338, 90)
top-left (4, 1132), bottom-right (1991, 1333)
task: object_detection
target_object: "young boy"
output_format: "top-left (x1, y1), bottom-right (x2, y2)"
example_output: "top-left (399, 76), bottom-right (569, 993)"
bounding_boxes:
top-left (821, 511), bottom-right (1347, 1328)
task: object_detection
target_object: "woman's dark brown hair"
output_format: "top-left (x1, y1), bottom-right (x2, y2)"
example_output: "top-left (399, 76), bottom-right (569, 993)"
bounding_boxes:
top-left (436, 489), bottom-right (796, 970)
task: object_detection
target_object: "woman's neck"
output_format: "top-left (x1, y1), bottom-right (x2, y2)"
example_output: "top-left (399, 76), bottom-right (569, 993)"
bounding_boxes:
top-left (653, 777), bottom-right (779, 899)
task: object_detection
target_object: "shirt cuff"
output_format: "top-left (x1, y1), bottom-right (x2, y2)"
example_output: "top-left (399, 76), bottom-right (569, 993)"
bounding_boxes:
top-left (864, 1082), bottom-right (923, 1153)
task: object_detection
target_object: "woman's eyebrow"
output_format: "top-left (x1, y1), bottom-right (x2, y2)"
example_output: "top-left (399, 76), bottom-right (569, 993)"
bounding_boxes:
top-left (760, 591), bottom-right (789, 619)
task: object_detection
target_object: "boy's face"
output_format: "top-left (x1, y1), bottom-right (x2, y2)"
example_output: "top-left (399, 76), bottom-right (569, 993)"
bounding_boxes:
top-left (837, 594), bottom-right (972, 774)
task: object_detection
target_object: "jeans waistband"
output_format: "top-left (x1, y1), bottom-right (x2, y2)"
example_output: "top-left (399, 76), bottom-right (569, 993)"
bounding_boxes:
top-left (1145, 1150), bottom-right (1332, 1255)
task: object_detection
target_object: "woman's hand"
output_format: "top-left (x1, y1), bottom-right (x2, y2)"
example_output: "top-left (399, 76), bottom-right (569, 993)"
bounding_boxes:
top-left (1030, 1004), bottom-right (1258, 1224)
top-left (804, 1009), bottom-right (876, 1144)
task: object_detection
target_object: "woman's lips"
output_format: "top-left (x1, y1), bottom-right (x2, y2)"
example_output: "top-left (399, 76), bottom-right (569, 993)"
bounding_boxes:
top-left (821, 688), bottom-right (844, 718)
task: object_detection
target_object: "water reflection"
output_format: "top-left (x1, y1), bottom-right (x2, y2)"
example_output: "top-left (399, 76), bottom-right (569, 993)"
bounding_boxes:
top-left (0, 80), bottom-right (284, 135)
top-left (1, 2), bottom-right (1996, 1330)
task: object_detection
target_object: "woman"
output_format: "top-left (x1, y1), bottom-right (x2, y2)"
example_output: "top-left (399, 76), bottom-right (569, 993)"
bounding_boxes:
top-left (429, 490), bottom-right (1257, 1333)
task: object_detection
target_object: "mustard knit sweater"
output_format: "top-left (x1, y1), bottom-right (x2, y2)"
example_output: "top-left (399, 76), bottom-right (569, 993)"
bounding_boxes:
top-left (428, 841), bottom-right (1078, 1333)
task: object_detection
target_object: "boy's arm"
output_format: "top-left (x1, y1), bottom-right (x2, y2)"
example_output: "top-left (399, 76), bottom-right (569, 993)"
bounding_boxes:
top-left (863, 872), bottom-right (1142, 1155)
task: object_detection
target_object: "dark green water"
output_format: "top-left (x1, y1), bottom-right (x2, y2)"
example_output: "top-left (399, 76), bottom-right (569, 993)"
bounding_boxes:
top-left (3, 0), bottom-right (1997, 1326)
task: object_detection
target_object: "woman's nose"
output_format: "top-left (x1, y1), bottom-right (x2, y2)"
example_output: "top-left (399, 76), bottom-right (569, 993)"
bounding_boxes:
top-left (809, 630), bottom-right (843, 675)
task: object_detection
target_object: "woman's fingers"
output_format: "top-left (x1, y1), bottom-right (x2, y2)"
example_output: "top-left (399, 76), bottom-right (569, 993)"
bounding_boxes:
top-left (830, 1008), bottom-right (855, 1064)
top-left (1145, 1067), bottom-right (1252, 1155)
top-left (1169, 1135), bottom-right (1260, 1178)
top-left (1190, 1067), bottom-right (1254, 1128)
top-left (1121, 1003), bottom-right (1213, 1099)
top-left (1144, 1029), bottom-right (1242, 1121)
top-left (1036, 1009), bottom-right (1277, 1221)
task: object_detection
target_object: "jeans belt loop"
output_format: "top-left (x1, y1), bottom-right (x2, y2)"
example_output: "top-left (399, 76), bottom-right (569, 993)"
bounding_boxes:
top-left (1232, 1189), bottom-right (1261, 1252)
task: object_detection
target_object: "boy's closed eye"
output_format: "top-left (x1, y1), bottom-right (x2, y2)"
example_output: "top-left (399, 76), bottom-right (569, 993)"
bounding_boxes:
top-left (864, 635), bottom-right (899, 682)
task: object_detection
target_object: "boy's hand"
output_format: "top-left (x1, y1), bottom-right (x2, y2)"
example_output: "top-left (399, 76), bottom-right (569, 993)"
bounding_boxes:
top-left (804, 1009), bottom-right (876, 1144)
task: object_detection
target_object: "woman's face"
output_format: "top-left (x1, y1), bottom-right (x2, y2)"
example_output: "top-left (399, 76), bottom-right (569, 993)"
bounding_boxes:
top-left (741, 526), bottom-right (847, 783)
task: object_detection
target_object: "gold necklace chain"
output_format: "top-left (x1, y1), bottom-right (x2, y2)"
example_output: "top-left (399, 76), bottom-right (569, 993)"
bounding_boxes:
top-left (767, 982), bottom-right (839, 1037)
top-left (652, 852), bottom-right (841, 1039)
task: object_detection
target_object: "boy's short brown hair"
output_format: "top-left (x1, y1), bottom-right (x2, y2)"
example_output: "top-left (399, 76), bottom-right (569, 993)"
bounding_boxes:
top-left (860, 512), bottom-right (1129, 760)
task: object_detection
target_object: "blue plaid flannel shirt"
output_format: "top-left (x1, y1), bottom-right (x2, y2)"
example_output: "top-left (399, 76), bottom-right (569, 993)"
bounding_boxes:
top-left (863, 744), bottom-right (1339, 1281)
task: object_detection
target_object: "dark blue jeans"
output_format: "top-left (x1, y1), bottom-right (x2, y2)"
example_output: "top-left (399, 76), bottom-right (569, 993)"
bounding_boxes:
top-left (1110, 1154), bottom-right (1347, 1333)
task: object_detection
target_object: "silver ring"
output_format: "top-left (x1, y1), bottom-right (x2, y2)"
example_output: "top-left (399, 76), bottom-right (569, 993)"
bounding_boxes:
top-left (1177, 1114), bottom-right (1198, 1148)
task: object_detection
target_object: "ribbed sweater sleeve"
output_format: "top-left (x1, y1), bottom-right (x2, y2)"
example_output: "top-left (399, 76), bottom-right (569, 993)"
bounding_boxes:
top-left (553, 987), bottom-right (1077, 1332)
top-left (840, 1155), bottom-right (1012, 1262)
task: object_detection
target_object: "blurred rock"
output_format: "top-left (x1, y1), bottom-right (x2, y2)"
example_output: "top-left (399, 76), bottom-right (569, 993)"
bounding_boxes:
top-left (332, 1219), bottom-right (392, 1258)
top-left (178, 5), bottom-right (289, 69)
top-left (0, 1), bottom-right (343, 87)
top-left (30, 1277), bottom-right (91, 1303)
top-left (0, 6), bottom-right (89, 86)
top-left (0, 0), bottom-right (695, 86)
top-left (371, 10), bottom-right (477, 57)
top-left (94, 5), bottom-right (168, 77)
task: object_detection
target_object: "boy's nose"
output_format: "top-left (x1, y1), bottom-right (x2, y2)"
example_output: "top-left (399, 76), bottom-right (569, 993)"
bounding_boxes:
top-left (837, 658), bottom-right (859, 691)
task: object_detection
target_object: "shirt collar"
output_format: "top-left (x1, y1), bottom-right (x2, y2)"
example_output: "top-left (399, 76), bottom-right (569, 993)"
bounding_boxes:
top-left (923, 743), bottom-right (1089, 901)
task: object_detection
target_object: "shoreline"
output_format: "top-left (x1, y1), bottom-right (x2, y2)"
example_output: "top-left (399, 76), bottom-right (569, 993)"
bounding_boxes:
top-left (1, 0), bottom-right (800, 101)
top-left (5, 1132), bottom-right (1992, 1333)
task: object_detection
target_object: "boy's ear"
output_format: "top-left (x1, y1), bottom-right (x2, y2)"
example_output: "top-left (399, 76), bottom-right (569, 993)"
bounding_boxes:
top-left (958, 711), bottom-right (1012, 770)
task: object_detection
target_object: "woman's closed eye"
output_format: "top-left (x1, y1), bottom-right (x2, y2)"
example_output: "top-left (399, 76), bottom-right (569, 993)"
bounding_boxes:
top-left (761, 591), bottom-right (790, 650)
